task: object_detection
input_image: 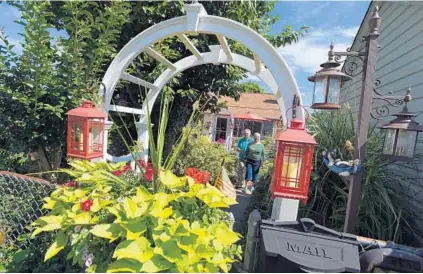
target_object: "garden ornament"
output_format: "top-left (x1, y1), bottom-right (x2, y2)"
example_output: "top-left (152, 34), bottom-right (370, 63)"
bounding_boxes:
top-left (322, 149), bottom-right (361, 177)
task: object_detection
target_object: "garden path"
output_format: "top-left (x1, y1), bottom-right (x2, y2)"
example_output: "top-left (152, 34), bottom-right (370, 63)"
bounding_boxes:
top-left (229, 189), bottom-right (251, 233)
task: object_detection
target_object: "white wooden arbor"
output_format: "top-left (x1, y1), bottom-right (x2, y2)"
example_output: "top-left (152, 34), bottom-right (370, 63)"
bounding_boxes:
top-left (99, 3), bottom-right (304, 163)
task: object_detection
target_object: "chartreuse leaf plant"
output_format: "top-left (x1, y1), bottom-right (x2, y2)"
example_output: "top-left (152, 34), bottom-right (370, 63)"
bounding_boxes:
top-left (29, 78), bottom-right (241, 273)
top-left (30, 160), bottom-right (242, 273)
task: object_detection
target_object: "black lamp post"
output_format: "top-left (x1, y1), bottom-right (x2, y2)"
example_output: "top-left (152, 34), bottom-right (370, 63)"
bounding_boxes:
top-left (309, 6), bottom-right (421, 233)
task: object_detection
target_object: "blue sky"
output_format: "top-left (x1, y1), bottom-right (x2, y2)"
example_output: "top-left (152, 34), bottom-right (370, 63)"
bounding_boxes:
top-left (0, 1), bottom-right (370, 107)
top-left (255, 1), bottom-right (370, 106)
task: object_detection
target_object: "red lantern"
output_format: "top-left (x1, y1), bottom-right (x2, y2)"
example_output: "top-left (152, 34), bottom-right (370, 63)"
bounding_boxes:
top-left (271, 119), bottom-right (317, 205)
top-left (66, 101), bottom-right (107, 160)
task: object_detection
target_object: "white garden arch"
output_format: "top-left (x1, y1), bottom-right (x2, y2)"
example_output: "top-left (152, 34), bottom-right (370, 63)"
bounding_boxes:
top-left (99, 3), bottom-right (304, 162)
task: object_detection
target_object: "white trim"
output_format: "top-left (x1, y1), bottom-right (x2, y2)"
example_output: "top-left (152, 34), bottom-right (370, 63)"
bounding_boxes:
top-left (108, 105), bottom-right (145, 115)
top-left (253, 53), bottom-right (263, 74)
top-left (216, 34), bottom-right (233, 61)
top-left (121, 73), bottom-right (158, 90)
top-left (176, 33), bottom-right (203, 60)
top-left (144, 47), bottom-right (177, 71)
top-left (184, 3), bottom-right (208, 33)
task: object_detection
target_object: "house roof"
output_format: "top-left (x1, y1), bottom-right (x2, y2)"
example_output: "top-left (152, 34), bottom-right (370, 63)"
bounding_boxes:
top-left (217, 93), bottom-right (281, 121)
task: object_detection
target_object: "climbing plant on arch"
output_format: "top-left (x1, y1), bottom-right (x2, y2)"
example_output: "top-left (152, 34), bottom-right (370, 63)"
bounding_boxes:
top-left (99, 3), bottom-right (305, 162)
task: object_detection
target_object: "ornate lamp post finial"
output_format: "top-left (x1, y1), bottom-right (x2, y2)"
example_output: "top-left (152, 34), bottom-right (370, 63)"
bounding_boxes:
top-left (328, 42), bottom-right (335, 61)
top-left (369, 6), bottom-right (382, 36)
top-left (402, 87), bottom-right (412, 112)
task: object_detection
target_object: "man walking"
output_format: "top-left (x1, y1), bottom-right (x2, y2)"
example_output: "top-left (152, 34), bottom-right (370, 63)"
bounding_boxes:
top-left (236, 128), bottom-right (253, 188)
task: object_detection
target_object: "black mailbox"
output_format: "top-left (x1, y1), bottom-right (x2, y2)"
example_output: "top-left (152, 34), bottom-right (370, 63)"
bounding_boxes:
top-left (257, 218), bottom-right (360, 273)
top-left (360, 248), bottom-right (423, 273)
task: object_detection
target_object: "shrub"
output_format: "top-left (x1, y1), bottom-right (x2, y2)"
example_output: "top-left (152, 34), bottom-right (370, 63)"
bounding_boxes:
top-left (22, 160), bottom-right (241, 273)
top-left (174, 135), bottom-right (237, 184)
top-left (1, 232), bottom-right (81, 273)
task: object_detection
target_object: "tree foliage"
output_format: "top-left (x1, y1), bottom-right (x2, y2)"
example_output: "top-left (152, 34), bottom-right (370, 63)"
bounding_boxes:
top-left (239, 81), bottom-right (265, 94)
top-left (47, 0), bottom-right (308, 158)
top-left (0, 1), bottom-right (130, 177)
top-left (1, 0), bottom-right (308, 173)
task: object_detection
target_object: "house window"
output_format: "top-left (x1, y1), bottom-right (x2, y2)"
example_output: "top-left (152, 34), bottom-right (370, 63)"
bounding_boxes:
top-left (251, 121), bottom-right (262, 135)
top-left (215, 117), bottom-right (227, 142)
top-left (262, 121), bottom-right (274, 137)
top-left (233, 119), bottom-right (266, 137)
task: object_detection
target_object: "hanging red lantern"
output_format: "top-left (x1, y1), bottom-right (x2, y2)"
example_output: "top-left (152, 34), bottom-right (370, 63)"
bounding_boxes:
top-left (271, 119), bottom-right (317, 205)
top-left (66, 101), bottom-right (107, 160)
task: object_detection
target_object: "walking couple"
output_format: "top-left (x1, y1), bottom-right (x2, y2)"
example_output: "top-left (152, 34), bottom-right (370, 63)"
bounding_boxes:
top-left (236, 128), bottom-right (265, 194)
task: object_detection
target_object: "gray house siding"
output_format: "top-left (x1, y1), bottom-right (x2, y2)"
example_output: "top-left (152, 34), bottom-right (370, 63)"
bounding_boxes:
top-left (340, 1), bottom-right (423, 119)
top-left (340, 0), bottom-right (423, 164)
top-left (339, 1), bottom-right (423, 239)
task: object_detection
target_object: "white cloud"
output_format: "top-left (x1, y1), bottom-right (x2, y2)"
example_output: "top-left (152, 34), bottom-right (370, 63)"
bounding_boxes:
top-left (336, 26), bottom-right (360, 38)
top-left (278, 25), bottom-right (359, 74)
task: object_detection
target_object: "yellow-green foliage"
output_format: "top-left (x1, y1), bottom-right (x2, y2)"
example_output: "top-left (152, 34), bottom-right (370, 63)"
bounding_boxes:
top-left (31, 160), bottom-right (242, 273)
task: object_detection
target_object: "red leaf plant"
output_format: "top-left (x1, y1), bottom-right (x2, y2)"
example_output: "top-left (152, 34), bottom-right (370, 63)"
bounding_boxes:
top-left (137, 159), bottom-right (154, 182)
top-left (112, 164), bottom-right (132, 176)
top-left (185, 167), bottom-right (210, 184)
top-left (64, 180), bottom-right (79, 189)
top-left (137, 159), bottom-right (152, 170)
top-left (81, 199), bottom-right (94, 212)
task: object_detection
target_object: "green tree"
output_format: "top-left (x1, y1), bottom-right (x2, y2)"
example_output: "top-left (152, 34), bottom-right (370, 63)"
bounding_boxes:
top-left (0, 1), bottom-right (307, 175)
top-left (49, 1), bottom-right (308, 158)
top-left (239, 81), bottom-right (265, 94)
top-left (0, 1), bottom-right (130, 177)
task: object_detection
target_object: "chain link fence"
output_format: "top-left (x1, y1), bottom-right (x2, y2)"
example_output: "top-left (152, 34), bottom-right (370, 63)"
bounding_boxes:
top-left (0, 171), bottom-right (56, 247)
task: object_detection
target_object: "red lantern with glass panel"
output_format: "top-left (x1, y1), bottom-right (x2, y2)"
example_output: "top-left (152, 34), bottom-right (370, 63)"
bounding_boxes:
top-left (66, 101), bottom-right (107, 160)
top-left (271, 119), bottom-right (317, 205)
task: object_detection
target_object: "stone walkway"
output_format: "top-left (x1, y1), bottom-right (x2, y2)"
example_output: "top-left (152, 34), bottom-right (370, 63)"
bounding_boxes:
top-left (227, 189), bottom-right (252, 273)
top-left (229, 189), bottom-right (252, 233)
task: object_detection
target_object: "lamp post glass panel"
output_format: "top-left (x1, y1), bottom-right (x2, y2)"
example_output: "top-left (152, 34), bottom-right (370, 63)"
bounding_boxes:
top-left (66, 101), bottom-right (107, 160)
top-left (272, 120), bottom-right (317, 204)
top-left (308, 45), bottom-right (352, 110)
